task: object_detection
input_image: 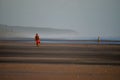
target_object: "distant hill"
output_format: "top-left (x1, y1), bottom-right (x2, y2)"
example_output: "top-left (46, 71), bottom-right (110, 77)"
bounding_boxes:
top-left (0, 24), bottom-right (78, 39)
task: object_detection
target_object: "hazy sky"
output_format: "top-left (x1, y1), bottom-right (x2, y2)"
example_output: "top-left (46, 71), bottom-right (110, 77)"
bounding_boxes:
top-left (0, 0), bottom-right (120, 39)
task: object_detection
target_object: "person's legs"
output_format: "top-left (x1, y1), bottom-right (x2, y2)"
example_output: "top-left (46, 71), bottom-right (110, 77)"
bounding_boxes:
top-left (36, 40), bottom-right (40, 47)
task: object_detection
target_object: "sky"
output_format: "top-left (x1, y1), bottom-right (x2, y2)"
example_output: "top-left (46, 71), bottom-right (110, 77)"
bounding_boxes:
top-left (0, 0), bottom-right (120, 40)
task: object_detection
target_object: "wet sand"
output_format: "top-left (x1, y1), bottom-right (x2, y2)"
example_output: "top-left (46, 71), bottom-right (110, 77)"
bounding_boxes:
top-left (0, 41), bottom-right (120, 80)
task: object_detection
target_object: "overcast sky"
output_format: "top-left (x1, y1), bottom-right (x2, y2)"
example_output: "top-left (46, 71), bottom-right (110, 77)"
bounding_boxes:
top-left (0, 0), bottom-right (120, 40)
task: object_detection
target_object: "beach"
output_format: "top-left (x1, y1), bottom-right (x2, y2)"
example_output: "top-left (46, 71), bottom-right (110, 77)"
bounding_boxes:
top-left (0, 41), bottom-right (120, 80)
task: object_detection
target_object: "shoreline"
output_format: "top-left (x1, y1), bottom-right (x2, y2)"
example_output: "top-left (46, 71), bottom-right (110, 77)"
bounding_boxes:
top-left (0, 39), bottom-right (120, 45)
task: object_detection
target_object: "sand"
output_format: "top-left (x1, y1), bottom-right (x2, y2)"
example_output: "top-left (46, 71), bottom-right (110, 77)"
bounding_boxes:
top-left (0, 41), bottom-right (120, 80)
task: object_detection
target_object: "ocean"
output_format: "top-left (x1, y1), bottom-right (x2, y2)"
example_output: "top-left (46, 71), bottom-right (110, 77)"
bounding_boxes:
top-left (0, 38), bottom-right (120, 45)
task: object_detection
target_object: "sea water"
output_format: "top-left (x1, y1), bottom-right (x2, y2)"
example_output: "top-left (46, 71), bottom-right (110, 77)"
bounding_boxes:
top-left (0, 38), bottom-right (120, 45)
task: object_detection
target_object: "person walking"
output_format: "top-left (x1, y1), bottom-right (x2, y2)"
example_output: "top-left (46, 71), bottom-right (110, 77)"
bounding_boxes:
top-left (35, 33), bottom-right (40, 46)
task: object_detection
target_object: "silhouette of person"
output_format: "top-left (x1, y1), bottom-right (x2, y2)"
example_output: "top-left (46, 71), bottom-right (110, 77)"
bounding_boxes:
top-left (35, 33), bottom-right (40, 46)
top-left (98, 36), bottom-right (101, 44)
